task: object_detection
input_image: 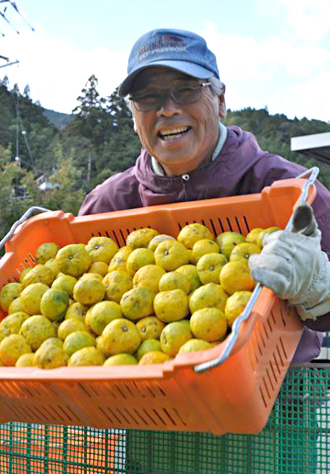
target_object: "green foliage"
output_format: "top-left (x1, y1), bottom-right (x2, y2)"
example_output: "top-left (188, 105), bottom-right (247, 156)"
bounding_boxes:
top-left (1, 78), bottom-right (330, 252)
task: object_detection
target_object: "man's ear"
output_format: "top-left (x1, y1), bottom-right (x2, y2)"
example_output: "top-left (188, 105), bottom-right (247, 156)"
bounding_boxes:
top-left (218, 83), bottom-right (227, 119)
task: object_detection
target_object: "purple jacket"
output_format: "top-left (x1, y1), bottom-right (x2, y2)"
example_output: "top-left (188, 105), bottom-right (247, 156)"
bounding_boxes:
top-left (79, 126), bottom-right (330, 362)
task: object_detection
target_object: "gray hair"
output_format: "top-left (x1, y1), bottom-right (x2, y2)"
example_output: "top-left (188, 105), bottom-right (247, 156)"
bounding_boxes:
top-left (208, 76), bottom-right (225, 96)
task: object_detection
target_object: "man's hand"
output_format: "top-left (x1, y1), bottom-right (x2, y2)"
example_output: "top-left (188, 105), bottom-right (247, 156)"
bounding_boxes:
top-left (248, 203), bottom-right (330, 321)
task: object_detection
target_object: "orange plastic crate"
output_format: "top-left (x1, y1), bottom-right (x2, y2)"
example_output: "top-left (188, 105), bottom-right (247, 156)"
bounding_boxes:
top-left (0, 177), bottom-right (314, 435)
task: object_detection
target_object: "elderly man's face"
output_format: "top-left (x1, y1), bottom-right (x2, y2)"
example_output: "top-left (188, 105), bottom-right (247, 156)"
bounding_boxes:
top-left (131, 68), bottom-right (222, 176)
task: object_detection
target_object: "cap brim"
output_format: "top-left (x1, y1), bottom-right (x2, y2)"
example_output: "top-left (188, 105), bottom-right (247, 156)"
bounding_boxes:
top-left (118, 60), bottom-right (213, 97)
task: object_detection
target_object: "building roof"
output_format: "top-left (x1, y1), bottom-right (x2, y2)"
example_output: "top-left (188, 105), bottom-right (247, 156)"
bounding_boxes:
top-left (291, 132), bottom-right (330, 165)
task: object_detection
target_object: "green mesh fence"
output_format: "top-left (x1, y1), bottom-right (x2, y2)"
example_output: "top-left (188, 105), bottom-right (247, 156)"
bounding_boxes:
top-left (0, 365), bottom-right (329, 474)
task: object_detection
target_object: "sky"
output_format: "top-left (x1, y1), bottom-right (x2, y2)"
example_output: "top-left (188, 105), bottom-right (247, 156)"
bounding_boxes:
top-left (1, 0), bottom-right (330, 122)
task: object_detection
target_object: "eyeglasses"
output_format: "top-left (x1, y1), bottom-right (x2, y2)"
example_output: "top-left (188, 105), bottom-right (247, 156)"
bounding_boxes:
top-left (129, 81), bottom-right (212, 112)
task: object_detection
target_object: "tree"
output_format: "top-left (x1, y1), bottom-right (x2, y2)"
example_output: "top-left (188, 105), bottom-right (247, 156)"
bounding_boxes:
top-left (66, 75), bottom-right (110, 151)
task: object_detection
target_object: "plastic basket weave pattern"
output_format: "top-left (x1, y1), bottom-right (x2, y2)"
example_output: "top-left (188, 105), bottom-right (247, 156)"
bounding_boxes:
top-left (0, 178), bottom-right (313, 435)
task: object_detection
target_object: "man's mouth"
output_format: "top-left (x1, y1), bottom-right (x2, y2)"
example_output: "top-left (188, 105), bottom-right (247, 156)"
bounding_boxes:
top-left (158, 126), bottom-right (191, 141)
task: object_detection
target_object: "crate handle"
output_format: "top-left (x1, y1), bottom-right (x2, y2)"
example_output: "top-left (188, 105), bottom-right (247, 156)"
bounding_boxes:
top-left (194, 166), bottom-right (319, 373)
top-left (0, 206), bottom-right (51, 252)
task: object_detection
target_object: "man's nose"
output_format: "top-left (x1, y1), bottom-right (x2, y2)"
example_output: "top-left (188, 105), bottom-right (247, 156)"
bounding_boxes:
top-left (156, 94), bottom-right (182, 117)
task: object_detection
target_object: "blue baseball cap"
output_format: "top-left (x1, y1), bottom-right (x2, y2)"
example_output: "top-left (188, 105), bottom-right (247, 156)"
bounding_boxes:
top-left (118, 28), bottom-right (220, 97)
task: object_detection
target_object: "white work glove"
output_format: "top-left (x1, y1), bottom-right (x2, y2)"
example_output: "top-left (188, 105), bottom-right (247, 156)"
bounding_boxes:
top-left (248, 202), bottom-right (330, 321)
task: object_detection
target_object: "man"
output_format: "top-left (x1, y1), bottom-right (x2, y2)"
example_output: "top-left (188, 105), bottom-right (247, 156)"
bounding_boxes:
top-left (79, 28), bottom-right (330, 473)
top-left (79, 28), bottom-right (330, 359)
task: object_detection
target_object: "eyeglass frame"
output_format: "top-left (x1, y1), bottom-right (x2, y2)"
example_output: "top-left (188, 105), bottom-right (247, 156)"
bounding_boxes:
top-left (129, 81), bottom-right (212, 112)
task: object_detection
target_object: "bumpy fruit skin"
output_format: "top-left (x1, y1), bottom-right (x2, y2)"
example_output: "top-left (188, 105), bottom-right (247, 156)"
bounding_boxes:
top-left (21, 264), bottom-right (55, 288)
top-left (104, 353), bottom-right (138, 366)
top-left (63, 331), bottom-right (96, 357)
top-left (40, 288), bottom-right (69, 321)
top-left (178, 339), bottom-right (213, 353)
top-left (0, 282), bottom-right (22, 312)
top-left (36, 242), bottom-right (60, 264)
top-left (103, 270), bottom-right (133, 303)
top-left (139, 351), bottom-right (171, 365)
top-left (19, 315), bottom-right (56, 351)
top-left (55, 244), bottom-right (91, 277)
top-left (136, 316), bottom-right (165, 341)
top-left (34, 343), bottom-right (68, 369)
top-left (190, 308), bottom-right (227, 342)
top-left (0, 334), bottom-right (31, 366)
top-left (126, 248), bottom-right (155, 277)
top-left (225, 291), bottom-right (252, 327)
top-left (154, 289), bottom-right (189, 323)
top-left (101, 318), bottom-right (141, 355)
top-left (177, 223), bottom-right (214, 249)
top-left (86, 237), bottom-right (119, 264)
top-left (120, 287), bottom-right (154, 321)
top-left (154, 241), bottom-right (190, 272)
top-left (68, 347), bottom-right (105, 366)
top-left (160, 320), bottom-right (192, 357)
top-left (158, 271), bottom-right (190, 294)
top-left (216, 232), bottom-right (246, 260)
top-left (85, 301), bottom-right (122, 335)
top-left (126, 228), bottom-right (159, 249)
top-left (220, 261), bottom-right (255, 295)
top-left (20, 283), bottom-right (49, 315)
top-left (189, 283), bottom-right (228, 314)
top-left (73, 278), bottom-right (105, 306)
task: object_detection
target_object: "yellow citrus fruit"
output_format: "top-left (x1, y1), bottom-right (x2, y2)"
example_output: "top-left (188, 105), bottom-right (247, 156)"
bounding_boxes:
top-left (178, 339), bottom-right (213, 353)
top-left (154, 240), bottom-right (190, 271)
top-left (34, 342), bottom-right (68, 369)
top-left (225, 290), bottom-right (253, 327)
top-left (136, 339), bottom-right (162, 361)
top-left (177, 223), bottom-right (214, 249)
top-left (189, 283), bottom-right (228, 314)
top-left (96, 335), bottom-right (110, 358)
top-left (133, 264), bottom-right (166, 294)
top-left (35, 242), bottom-right (61, 264)
top-left (154, 289), bottom-right (189, 323)
top-left (55, 244), bottom-right (91, 277)
top-left (88, 261), bottom-right (109, 277)
top-left (16, 353), bottom-right (35, 367)
top-left (216, 232), bottom-right (246, 260)
top-left (0, 312), bottom-right (30, 338)
top-left (158, 271), bottom-right (190, 294)
top-left (65, 302), bottom-right (88, 322)
top-left (52, 274), bottom-right (77, 297)
top-left (139, 351), bottom-right (171, 364)
top-left (229, 242), bottom-right (261, 263)
top-left (101, 318), bottom-right (141, 355)
top-left (57, 318), bottom-right (87, 340)
top-left (126, 248), bottom-right (155, 277)
top-left (148, 234), bottom-right (176, 251)
top-left (126, 228), bottom-right (159, 249)
top-left (196, 253), bottom-right (228, 284)
top-left (120, 287), bottom-right (154, 321)
top-left (190, 308), bottom-right (227, 342)
top-left (80, 272), bottom-right (103, 282)
top-left (19, 315), bottom-right (56, 351)
top-left (103, 270), bottom-right (133, 303)
top-left (160, 320), bottom-right (192, 357)
top-left (86, 236), bottom-right (119, 264)
top-left (245, 228), bottom-right (264, 246)
top-left (18, 267), bottom-right (33, 283)
top-left (136, 316), bottom-right (165, 341)
top-left (220, 261), bottom-right (255, 295)
top-left (20, 283), bottom-right (49, 315)
top-left (0, 282), bottom-right (22, 312)
top-left (68, 346), bottom-right (105, 366)
top-left (40, 288), bottom-right (69, 321)
top-left (191, 239), bottom-right (220, 264)
top-left (0, 334), bottom-right (31, 366)
top-left (176, 265), bottom-right (202, 293)
top-left (256, 227), bottom-right (281, 248)
top-left (85, 301), bottom-right (123, 335)
top-left (104, 353), bottom-right (138, 366)
top-left (40, 337), bottom-right (64, 348)
top-left (21, 264), bottom-right (55, 288)
top-left (73, 277), bottom-right (105, 306)
top-left (44, 258), bottom-right (60, 277)
top-left (108, 246), bottom-right (133, 273)
top-left (8, 297), bottom-right (25, 314)
top-left (63, 331), bottom-right (96, 357)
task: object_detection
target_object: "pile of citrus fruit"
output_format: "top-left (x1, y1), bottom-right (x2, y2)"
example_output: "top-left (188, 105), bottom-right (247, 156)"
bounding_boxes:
top-left (0, 224), bottom-right (280, 369)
